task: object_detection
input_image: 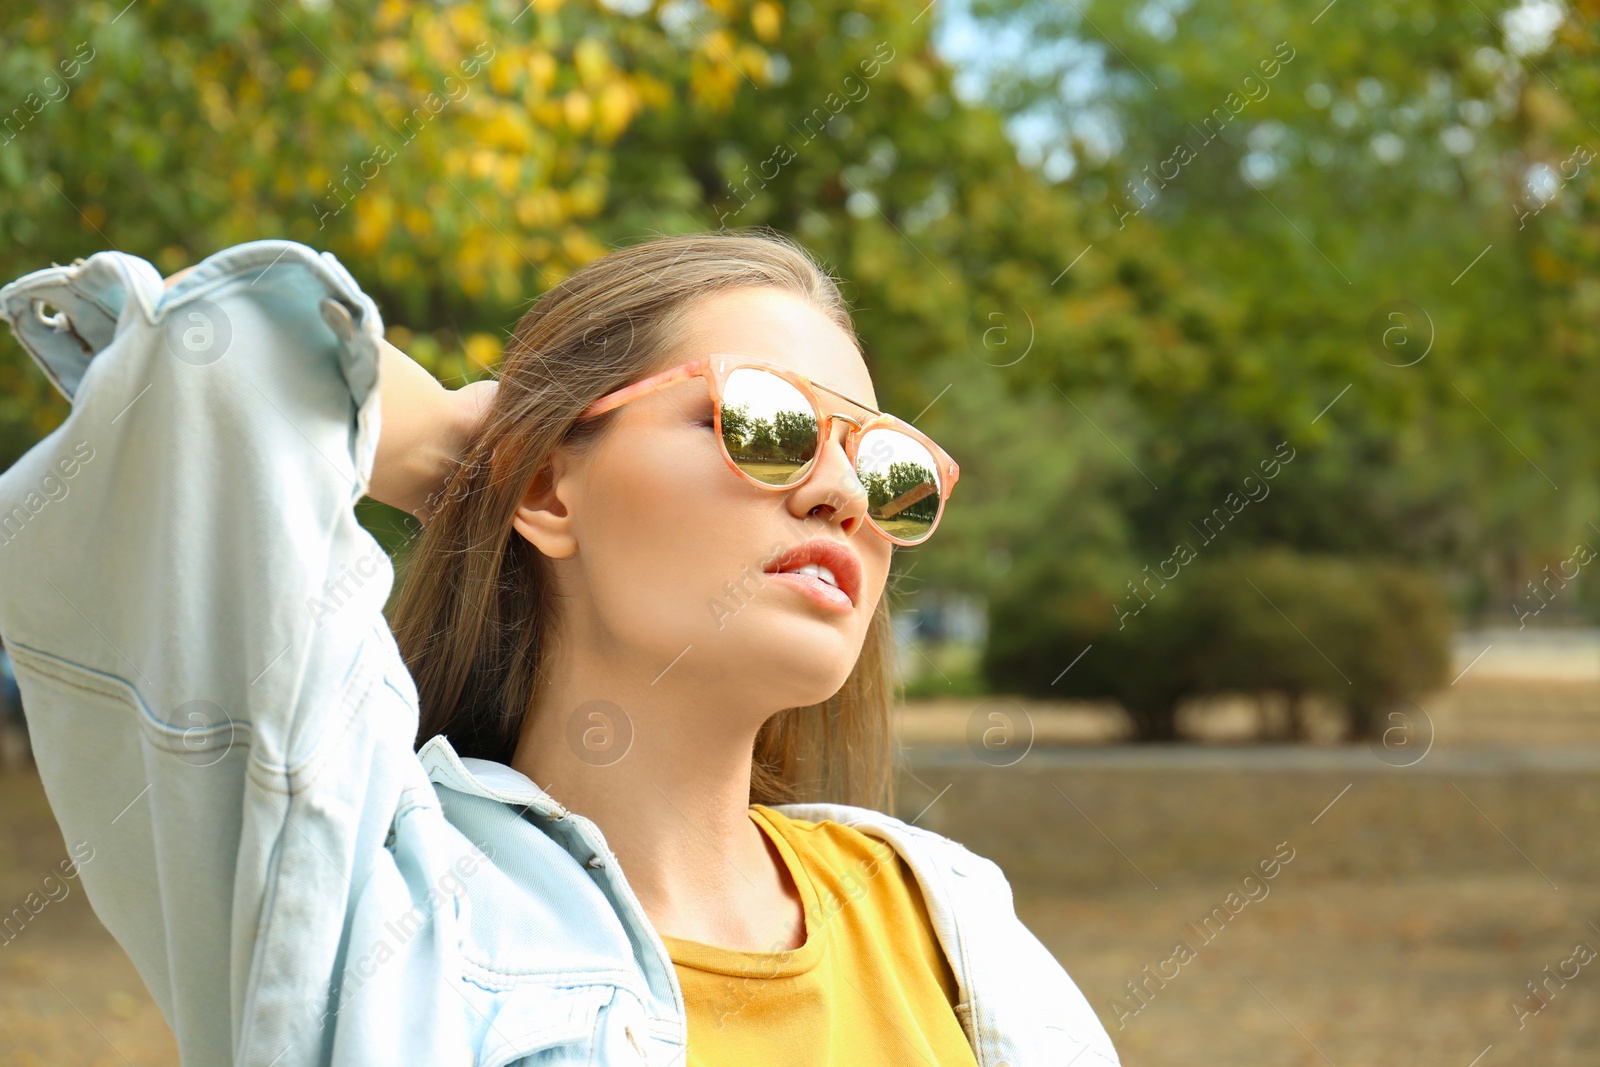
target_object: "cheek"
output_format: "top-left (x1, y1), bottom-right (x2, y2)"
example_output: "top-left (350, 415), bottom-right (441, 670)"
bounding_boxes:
top-left (578, 428), bottom-right (755, 631)
top-left (860, 550), bottom-right (892, 611)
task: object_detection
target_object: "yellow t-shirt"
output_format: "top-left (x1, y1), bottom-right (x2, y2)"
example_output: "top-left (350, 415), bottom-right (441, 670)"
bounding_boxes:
top-left (658, 804), bottom-right (981, 1066)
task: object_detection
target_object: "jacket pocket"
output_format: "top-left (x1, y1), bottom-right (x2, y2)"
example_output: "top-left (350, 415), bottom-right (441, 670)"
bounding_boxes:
top-left (473, 982), bottom-right (616, 1067)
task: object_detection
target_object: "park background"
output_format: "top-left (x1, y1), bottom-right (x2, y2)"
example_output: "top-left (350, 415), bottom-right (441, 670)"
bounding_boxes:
top-left (2, 0), bottom-right (1599, 1063)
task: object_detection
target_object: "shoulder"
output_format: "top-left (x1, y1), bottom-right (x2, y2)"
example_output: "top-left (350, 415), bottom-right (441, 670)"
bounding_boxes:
top-left (763, 801), bottom-right (1008, 888)
top-left (770, 802), bottom-right (1121, 1064)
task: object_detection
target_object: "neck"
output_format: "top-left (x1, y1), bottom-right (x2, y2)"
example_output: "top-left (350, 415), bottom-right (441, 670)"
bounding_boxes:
top-left (508, 666), bottom-right (788, 946)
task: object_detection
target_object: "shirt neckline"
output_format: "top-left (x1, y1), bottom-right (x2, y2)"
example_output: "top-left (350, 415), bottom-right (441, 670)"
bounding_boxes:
top-left (656, 804), bottom-right (826, 977)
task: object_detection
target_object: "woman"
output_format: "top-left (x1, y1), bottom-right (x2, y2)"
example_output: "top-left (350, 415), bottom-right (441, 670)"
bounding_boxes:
top-left (0, 231), bottom-right (1119, 1065)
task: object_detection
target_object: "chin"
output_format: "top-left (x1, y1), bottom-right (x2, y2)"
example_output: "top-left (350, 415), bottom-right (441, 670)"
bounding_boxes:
top-left (737, 621), bottom-right (860, 696)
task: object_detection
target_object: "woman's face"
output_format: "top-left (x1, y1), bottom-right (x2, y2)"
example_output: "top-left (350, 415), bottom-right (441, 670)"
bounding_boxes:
top-left (513, 285), bottom-right (894, 720)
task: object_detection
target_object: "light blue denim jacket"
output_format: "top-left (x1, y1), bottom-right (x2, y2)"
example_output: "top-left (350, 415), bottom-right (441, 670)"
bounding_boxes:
top-left (0, 240), bottom-right (1120, 1067)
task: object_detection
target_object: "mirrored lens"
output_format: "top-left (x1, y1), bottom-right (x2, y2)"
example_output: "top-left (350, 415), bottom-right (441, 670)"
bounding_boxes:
top-left (856, 428), bottom-right (942, 542)
top-left (719, 368), bottom-right (819, 486)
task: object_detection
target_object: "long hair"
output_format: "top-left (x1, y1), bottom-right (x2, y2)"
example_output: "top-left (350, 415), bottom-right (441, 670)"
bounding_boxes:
top-left (390, 230), bottom-right (899, 812)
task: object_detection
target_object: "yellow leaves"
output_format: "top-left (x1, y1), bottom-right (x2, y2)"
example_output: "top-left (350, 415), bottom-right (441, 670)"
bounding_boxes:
top-left (566, 177), bottom-right (607, 217)
top-left (496, 156), bottom-right (524, 195)
top-left (36, 0), bottom-right (775, 320)
top-left (200, 81), bottom-right (234, 131)
top-left (560, 227), bottom-right (609, 266)
top-left (419, 11), bottom-right (458, 70)
top-left (353, 193), bottom-right (395, 254)
top-left (484, 105), bottom-right (534, 151)
top-left (894, 58), bottom-right (935, 100)
top-left (457, 235), bottom-right (489, 299)
top-left (374, 39), bottom-right (408, 74)
top-left (464, 333), bottom-right (502, 369)
top-left (751, 1), bottom-right (783, 43)
top-left (563, 89), bottom-right (593, 132)
top-left (488, 49), bottom-right (516, 96)
top-left (1522, 82), bottom-right (1576, 135)
top-left (735, 44), bottom-right (769, 85)
top-left (595, 81), bottom-right (639, 142)
top-left (32, 402), bottom-right (67, 439)
top-left (534, 100), bottom-right (566, 129)
top-left (692, 64), bottom-right (741, 111)
top-left (515, 189), bottom-right (563, 228)
top-left (374, 0), bottom-right (408, 33)
top-left (574, 39), bottom-right (611, 89)
top-left (402, 205), bottom-right (433, 238)
top-left (702, 27), bottom-right (739, 59)
top-left (1532, 244), bottom-right (1572, 284)
top-left (633, 72), bottom-right (672, 110)
top-left (528, 52), bottom-right (559, 98)
top-left (445, 4), bottom-right (488, 42)
top-left (469, 148), bottom-right (499, 181)
top-left (685, 28), bottom-right (767, 109)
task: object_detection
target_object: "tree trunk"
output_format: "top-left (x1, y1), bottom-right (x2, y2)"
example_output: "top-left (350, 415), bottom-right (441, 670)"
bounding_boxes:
top-left (1345, 697), bottom-right (1377, 741)
top-left (1288, 691), bottom-right (1310, 740)
top-left (1126, 701), bottom-right (1179, 742)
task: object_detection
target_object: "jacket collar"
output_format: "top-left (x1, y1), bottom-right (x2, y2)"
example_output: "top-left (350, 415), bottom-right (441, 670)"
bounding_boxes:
top-left (418, 733), bottom-right (572, 818)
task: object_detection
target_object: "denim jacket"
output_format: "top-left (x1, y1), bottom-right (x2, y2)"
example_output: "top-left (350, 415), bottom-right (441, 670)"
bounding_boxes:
top-left (0, 240), bottom-right (1121, 1067)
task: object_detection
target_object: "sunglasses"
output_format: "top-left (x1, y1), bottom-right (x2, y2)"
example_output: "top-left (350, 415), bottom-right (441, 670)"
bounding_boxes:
top-left (575, 354), bottom-right (960, 546)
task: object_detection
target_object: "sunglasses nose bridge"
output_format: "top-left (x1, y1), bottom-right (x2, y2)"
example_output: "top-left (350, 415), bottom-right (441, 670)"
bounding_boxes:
top-left (826, 411), bottom-right (864, 435)
top-left (807, 411), bottom-right (866, 498)
top-left (820, 411), bottom-right (866, 464)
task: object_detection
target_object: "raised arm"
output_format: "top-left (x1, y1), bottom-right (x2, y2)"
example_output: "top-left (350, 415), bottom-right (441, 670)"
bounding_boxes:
top-left (161, 264), bottom-right (499, 524)
top-left (0, 241), bottom-right (507, 1064)
top-left (367, 339), bottom-right (498, 524)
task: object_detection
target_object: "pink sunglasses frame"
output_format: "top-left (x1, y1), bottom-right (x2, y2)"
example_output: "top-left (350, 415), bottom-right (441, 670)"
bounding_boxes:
top-left (575, 353), bottom-right (960, 546)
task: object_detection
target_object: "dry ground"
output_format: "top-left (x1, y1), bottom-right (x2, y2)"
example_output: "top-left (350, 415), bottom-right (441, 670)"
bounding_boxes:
top-left (2, 671), bottom-right (1597, 1065)
top-left (902, 757), bottom-right (1599, 1067)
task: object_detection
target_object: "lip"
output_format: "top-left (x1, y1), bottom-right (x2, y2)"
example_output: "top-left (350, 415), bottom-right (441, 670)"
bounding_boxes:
top-left (762, 537), bottom-right (864, 612)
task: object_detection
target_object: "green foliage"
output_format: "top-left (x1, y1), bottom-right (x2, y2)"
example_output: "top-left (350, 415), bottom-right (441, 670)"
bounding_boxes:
top-left (962, 0), bottom-right (1600, 619)
top-left (0, 0), bottom-right (774, 462)
top-left (10, 0), bottom-right (1598, 733)
top-left (983, 548), bottom-right (1452, 741)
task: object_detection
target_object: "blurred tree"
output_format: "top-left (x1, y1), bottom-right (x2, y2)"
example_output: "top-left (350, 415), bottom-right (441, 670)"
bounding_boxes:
top-left (0, 0), bottom-right (774, 459)
top-left (985, 548), bottom-right (1452, 741)
top-left (11, 0), bottom-right (1595, 717)
top-left (961, 0), bottom-right (1600, 622)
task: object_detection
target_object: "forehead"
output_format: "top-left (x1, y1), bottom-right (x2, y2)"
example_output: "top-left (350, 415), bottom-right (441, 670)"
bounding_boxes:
top-left (667, 286), bottom-right (877, 411)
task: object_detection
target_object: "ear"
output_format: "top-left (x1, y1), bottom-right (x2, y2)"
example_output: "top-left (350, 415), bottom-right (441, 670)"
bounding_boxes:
top-left (510, 443), bottom-right (581, 559)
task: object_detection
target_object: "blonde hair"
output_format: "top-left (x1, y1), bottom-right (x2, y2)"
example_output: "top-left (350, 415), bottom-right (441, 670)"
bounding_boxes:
top-left (391, 229), bottom-right (898, 812)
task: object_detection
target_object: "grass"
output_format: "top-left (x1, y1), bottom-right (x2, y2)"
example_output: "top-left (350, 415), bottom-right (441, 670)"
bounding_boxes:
top-left (899, 639), bottom-right (989, 701)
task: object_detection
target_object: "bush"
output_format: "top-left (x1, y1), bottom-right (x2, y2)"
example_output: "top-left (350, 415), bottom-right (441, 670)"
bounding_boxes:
top-left (981, 555), bottom-right (1191, 740)
top-left (982, 548), bottom-right (1453, 741)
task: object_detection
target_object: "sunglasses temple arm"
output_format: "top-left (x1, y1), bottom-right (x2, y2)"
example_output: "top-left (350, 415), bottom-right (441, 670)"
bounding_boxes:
top-left (578, 359), bottom-right (707, 420)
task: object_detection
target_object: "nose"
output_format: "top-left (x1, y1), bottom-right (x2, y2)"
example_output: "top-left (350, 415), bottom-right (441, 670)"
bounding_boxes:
top-left (787, 415), bottom-right (871, 535)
